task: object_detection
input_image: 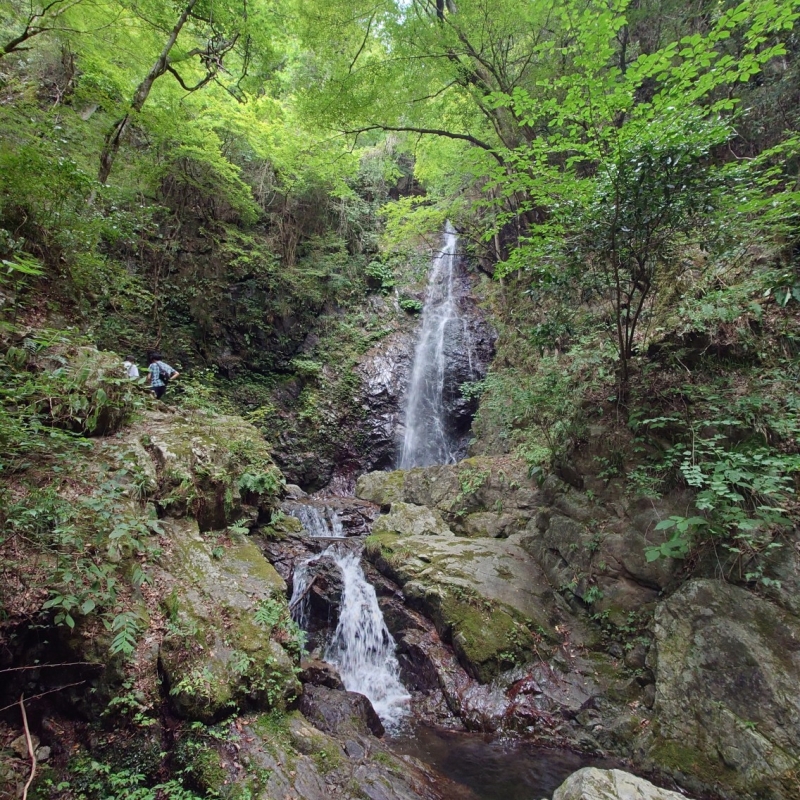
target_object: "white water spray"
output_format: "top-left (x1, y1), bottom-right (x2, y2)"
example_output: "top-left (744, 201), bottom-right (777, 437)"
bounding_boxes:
top-left (290, 545), bottom-right (410, 729)
top-left (288, 504), bottom-right (345, 538)
top-left (399, 223), bottom-right (471, 468)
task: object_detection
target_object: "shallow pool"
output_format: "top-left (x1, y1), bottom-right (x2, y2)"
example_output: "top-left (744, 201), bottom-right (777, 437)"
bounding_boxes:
top-left (388, 724), bottom-right (618, 800)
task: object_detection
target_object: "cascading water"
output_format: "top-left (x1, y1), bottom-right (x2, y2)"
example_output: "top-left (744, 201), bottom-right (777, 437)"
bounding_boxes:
top-left (399, 222), bottom-right (472, 469)
top-left (288, 503), bottom-right (345, 537)
top-left (289, 545), bottom-right (410, 729)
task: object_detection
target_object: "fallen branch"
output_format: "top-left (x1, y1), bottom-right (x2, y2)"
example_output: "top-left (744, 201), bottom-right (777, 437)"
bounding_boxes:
top-left (0, 661), bottom-right (101, 674)
top-left (0, 680), bottom-right (86, 714)
top-left (289, 576), bottom-right (317, 611)
top-left (20, 694), bottom-right (36, 800)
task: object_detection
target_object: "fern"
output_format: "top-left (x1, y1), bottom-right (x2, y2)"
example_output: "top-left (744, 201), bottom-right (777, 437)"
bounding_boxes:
top-left (110, 611), bottom-right (140, 657)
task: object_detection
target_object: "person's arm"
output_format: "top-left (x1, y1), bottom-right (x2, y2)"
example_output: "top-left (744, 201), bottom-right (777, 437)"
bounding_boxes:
top-left (145, 365), bottom-right (152, 384)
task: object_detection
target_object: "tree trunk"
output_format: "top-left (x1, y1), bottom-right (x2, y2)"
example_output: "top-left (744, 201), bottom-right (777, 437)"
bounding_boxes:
top-left (97, 0), bottom-right (198, 184)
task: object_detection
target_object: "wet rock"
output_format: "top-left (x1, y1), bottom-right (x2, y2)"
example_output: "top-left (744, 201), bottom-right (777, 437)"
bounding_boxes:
top-left (284, 483), bottom-right (307, 499)
top-left (291, 552), bottom-right (345, 636)
top-left (356, 329), bottom-right (417, 472)
top-left (298, 684), bottom-right (385, 738)
top-left (300, 658), bottom-right (345, 690)
top-left (649, 579), bottom-right (800, 797)
top-left (553, 768), bottom-right (689, 800)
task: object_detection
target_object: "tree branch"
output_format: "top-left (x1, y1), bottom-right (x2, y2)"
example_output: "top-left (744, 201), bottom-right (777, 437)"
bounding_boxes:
top-left (342, 124), bottom-right (504, 164)
top-left (349, 9), bottom-right (375, 73)
top-left (165, 63), bottom-right (215, 93)
top-left (20, 695), bottom-right (36, 800)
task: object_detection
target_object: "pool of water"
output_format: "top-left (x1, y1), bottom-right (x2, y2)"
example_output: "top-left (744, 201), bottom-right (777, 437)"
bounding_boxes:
top-left (388, 725), bottom-right (617, 800)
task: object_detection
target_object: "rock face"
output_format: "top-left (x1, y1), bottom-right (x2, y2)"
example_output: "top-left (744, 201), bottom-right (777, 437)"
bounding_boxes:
top-left (354, 456), bottom-right (800, 799)
top-left (553, 768), bottom-right (689, 800)
top-left (156, 518), bottom-right (300, 722)
top-left (649, 579), bottom-right (800, 798)
top-left (176, 709), bottom-right (446, 800)
top-left (358, 462), bottom-right (689, 626)
top-left (356, 328), bottom-right (418, 472)
top-left (135, 410), bottom-right (283, 530)
top-left (272, 256), bottom-right (495, 492)
top-left (352, 458), bottom-right (652, 752)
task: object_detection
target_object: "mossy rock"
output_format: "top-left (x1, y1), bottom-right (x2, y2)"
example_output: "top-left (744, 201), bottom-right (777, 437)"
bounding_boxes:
top-left (365, 529), bottom-right (567, 681)
top-left (127, 410), bottom-right (284, 530)
top-left (157, 518), bottom-right (300, 722)
top-left (371, 502), bottom-right (452, 537)
top-left (650, 579), bottom-right (800, 798)
top-left (439, 593), bottom-right (535, 683)
top-left (37, 345), bottom-right (142, 436)
top-left (355, 469), bottom-right (407, 506)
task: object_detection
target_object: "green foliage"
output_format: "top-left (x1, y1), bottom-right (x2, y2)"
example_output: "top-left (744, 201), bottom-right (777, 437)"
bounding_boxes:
top-left (1, 421), bottom-right (158, 654)
top-left (365, 259), bottom-right (396, 293)
top-left (62, 757), bottom-right (205, 800)
top-left (237, 469), bottom-right (283, 497)
top-left (398, 296), bottom-right (423, 313)
top-left (635, 413), bottom-right (798, 582)
top-left (254, 596), bottom-right (306, 658)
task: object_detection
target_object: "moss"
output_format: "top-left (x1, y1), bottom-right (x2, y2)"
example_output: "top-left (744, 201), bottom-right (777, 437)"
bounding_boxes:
top-left (649, 736), bottom-right (733, 786)
top-left (177, 740), bottom-right (228, 791)
top-left (252, 709), bottom-right (292, 744)
top-left (312, 744), bottom-right (345, 775)
top-left (371, 750), bottom-right (402, 774)
top-left (439, 593), bottom-right (534, 683)
top-left (355, 469), bottom-right (407, 505)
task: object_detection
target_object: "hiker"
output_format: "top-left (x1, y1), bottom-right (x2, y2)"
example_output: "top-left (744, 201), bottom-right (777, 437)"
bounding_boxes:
top-left (146, 352), bottom-right (179, 399)
top-left (123, 355), bottom-right (140, 379)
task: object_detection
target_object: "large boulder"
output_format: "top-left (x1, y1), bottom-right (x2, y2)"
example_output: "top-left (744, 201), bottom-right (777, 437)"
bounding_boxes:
top-left (371, 502), bottom-right (453, 537)
top-left (366, 528), bottom-right (575, 682)
top-left (156, 518), bottom-right (300, 722)
top-left (176, 710), bottom-right (446, 800)
top-left (357, 457), bottom-right (539, 528)
top-left (127, 410), bottom-right (283, 530)
top-left (553, 768), bottom-right (689, 800)
top-left (356, 469), bottom-right (408, 507)
top-left (649, 579), bottom-right (800, 798)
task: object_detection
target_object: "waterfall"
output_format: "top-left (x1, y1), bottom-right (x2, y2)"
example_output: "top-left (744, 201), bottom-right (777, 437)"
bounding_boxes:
top-left (399, 222), bottom-right (470, 469)
top-left (290, 545), bottom-right (410, 729)
top-left (288, 504), bottom-right (345, 538)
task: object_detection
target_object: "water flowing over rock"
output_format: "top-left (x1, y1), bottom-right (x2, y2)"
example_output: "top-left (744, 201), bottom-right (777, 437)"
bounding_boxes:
top-left (290, 544), bottom-right (410, 729)
top-left (399, 224), bottom-right (486, 469)
top-left (286, 501), bottom-right (345, 537)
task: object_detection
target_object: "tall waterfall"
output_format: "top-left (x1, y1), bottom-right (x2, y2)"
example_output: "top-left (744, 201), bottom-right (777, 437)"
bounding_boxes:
top-left (290, 545), bottom-right (410, 729)
top-left (399, 223), bottom-right (470, 469)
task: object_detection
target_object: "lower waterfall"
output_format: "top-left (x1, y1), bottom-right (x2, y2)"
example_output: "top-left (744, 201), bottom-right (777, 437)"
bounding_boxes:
top-left (290, 544), bottom-right (410, 729)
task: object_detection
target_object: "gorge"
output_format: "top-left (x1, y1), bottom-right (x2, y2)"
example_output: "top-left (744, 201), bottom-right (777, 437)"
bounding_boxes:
top-left (1, 1), bottom-right (800, 799)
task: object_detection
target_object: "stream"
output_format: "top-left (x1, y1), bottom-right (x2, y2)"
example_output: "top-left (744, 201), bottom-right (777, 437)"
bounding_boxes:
top-left (390, 725), bottom-right (617, 800)
top-left (285, 226), bottom-right (607, 799)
